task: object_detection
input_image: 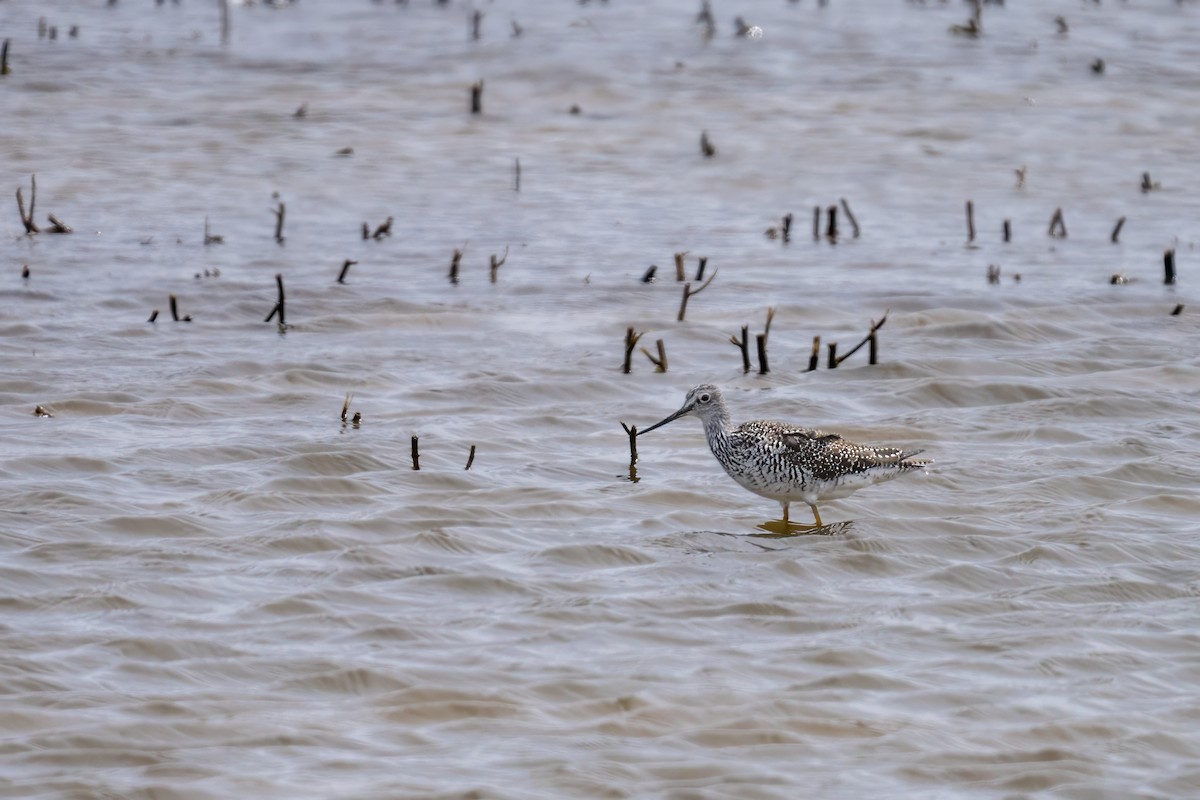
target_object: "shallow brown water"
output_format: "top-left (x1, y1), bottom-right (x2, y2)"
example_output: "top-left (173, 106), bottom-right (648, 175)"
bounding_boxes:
top-left (2, 2), bottom-right (1200, 798)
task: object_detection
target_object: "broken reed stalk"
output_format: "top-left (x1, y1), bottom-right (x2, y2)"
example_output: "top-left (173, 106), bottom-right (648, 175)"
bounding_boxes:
top-left (336, 259), bottom-right (356, 284)
top-left (695, 256), bottom-right (708, 281)
top-left (641, 265), bottom-right (657, 283)
top-left (623, 327), bottom-right (643, 374)
top-left (489, 246), bottom-right (509, 283)
top-left (807, 336), bottom-right (821, 372)
top-left (362, 222), bottom-right (370, 240)
top-left (1164, 249), bottom-right (1176, 285)
top-left (620, 422), bottom-right (638, 482)
top-left (273, 201), bottom-right (285, 244)
top-left (640, 339), bottom-right (668, 372)
top-left (46, 214), bottom-right (71, 234)
top-left (148, 309), bottom-right (159, 323)
top-left (1003, 219), bottom-right (1011, 243)
top-left (470, 80), bottom-right (484, 114)
top-left (169, 294), bottom-right (179, 322)
top-left (676, 269), bottom-right (718, 322)
top-left (812, 206), bottom-right (821, 240)
top-left (834, 311), bottom-right (889, 367)
top-left (449, 248), bottom-right (462, 284)
top-left (1111, 217), bottom-right (1125, 244)
top-left (674, 251), bottom-right (686, 282)
top-left (204, 216), bottom-right (223, 245)
top-left (825, 205), bottom-right (838, 240)
top-left (755, 306), bottom-right (775, 375)
top-left (729, 324), bottom-right (751, 373)
top-left (1, 39), bottom-right (10, 77)
top-left (1171, 304), bottom-right (1184, 316)
top-left (264, 273), bottom-right (286, 325)
top-left (464, 445), bottom-right (476, 470)
top-left (411, 436), bottom-right (420, 471)
top-left (965, 200), bottom-right (975, 243)
top-left (839, 198), bottom-right (861, 238)
top-left (1048, 208), bottom-right (1067, 239)
top-left (827, 341), bottom-right (838, 369)
top-left (372, 217), bottom-right (393, 239)
top-left (869, 331), bottom-right (878, 365)
top-left (16, 174), bottom-right (38, 234)
top-left (341, 393), bottom-right (352, 423)
top-left (781, 213), bottom-right (793, 244)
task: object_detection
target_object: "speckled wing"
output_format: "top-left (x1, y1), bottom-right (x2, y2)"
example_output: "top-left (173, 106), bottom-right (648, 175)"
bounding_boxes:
top-left (779, 427), bottom-right (928, 482)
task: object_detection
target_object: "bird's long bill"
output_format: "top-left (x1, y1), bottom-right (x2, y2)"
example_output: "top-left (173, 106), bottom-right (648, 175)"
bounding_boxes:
top-left (637, 403), bottom-right (692, 436)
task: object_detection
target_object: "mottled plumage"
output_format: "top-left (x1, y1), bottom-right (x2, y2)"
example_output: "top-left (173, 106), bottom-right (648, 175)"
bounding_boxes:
top-left (639, 384), bottom-right (929, 526)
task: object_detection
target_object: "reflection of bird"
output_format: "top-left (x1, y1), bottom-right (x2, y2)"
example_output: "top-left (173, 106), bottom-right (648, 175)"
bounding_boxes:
top-left (639, 385), bottom-right (930, 526)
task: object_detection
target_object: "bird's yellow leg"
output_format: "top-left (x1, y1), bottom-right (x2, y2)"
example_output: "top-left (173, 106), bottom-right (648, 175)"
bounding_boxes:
top-left (808, 504), bottom-right (823, 527)
top-left (782, 504), bottom-right (789, 525)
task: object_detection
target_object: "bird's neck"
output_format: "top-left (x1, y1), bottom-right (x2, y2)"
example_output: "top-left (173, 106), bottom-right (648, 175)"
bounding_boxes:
top-left (700, 404), bottom-right (732, 444)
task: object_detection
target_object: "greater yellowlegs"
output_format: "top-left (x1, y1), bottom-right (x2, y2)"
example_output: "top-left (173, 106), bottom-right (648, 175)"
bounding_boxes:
top-left (638, 384), bottom-right (929, 526)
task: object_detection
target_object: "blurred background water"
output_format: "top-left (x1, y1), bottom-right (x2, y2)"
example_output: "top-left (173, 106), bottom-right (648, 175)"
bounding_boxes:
top-left (2, 1), bottom-right (1200, 798)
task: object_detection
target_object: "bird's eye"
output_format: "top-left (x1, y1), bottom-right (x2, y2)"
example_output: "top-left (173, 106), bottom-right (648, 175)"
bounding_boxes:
top-left (698, 393), bottom-right (711, 403)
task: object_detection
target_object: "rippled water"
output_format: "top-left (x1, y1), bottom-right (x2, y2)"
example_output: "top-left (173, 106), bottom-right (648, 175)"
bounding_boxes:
top-left (3, 1), bottom-right (1200, 798)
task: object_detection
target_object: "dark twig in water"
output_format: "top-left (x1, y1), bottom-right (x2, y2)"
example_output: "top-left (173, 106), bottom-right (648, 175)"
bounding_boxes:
top-left (204, 216), bottom-right (223, 245)
top-left (781, 213), bottom-right (793, 244)
top-left (362, 222), bottom-right (370, 241)
top-left (697, 0), bottom-right (715, 39)
top-left (336, 259), bottom-right (357, 284)
top-left (168, 294), bottom-right (192, 322)
top-left (641, 339), bottom-right (668, 372)
top-left (812, 206), bottom-right (821, 240)
top-left (1141, 172), bottom-right (1161, 193)
top-left (674, 251), bottom-right (687, 282)
top-left (341, 393), bottom-right (352, 423)
top-left (1171, 304), bottom-right (1184, 316)
top-left (839, 198), bottom-right (860, 238)
top-left (987, 264), bottom-right (1001, 284)
top-left (827, 341), bottom-right (838, 369)
top-left (695, 256), bottom-right (708, 281)
top-left (490, 246), bottom-right (508, 283)
top-left (272, 199), bottom-right (286, 244)
top-left (1164, 249), bottom-right (1177, 285)
top-left (449, 248), bottom-right (462, 285)
top-left (1111, 217), bottom-right (1125, 244)
top-left (513, 158), bottom-right (520, 192)
top-left (641, 265), bottom-right (657, 283)
top-left (46, 213), bottom-right (71, 234)
top-left (1048, 208), bottom-right (1067, 239)
top-left (264, 273), bottom-right (286, 326)
top-left (471, 9), bottom-right (483, 41)
top-left (756, 306), bottom-right (775, 375)
top-left (825, 204), bottom-right (838, 240)
top-left (700, 130), bottom-right (716, 158)
top-left (411, 436), bottom-right (420, 471)
top-left (621, 423), bottom-right (639, 481)
top-left (33, 405), bottom-right (53, 418)
top-left (465, 445), bottom-right (476, 470)
top-left (835, 311), bottom-right (888, 367)
top-left (807, 335), bottom-right (821, 372)
top-left (1003, 219), bottom-right (1011, 243)
top-left (965, 200), bottom-right (975, 243)
top-left (16, 174), bottom-right (38, 234)
top-left (1, 39), bottom-right (11, 76)
top-left (730, 324), bottom-right (752, 373)
top-left (148, 309), bottom-right (158, 323)
top-left (677, 268), bottom-right (718, 321)
top-left (372, 217), bottom-right (393, 240)
top-left (470, 80), bottom-right (484, 114)
top-left (623, 327), bottom-right (643, 374)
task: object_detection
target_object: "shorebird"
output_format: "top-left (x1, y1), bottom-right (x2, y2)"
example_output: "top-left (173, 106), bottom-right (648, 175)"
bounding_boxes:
top-left (638, 384), bottom-right (929, 526)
